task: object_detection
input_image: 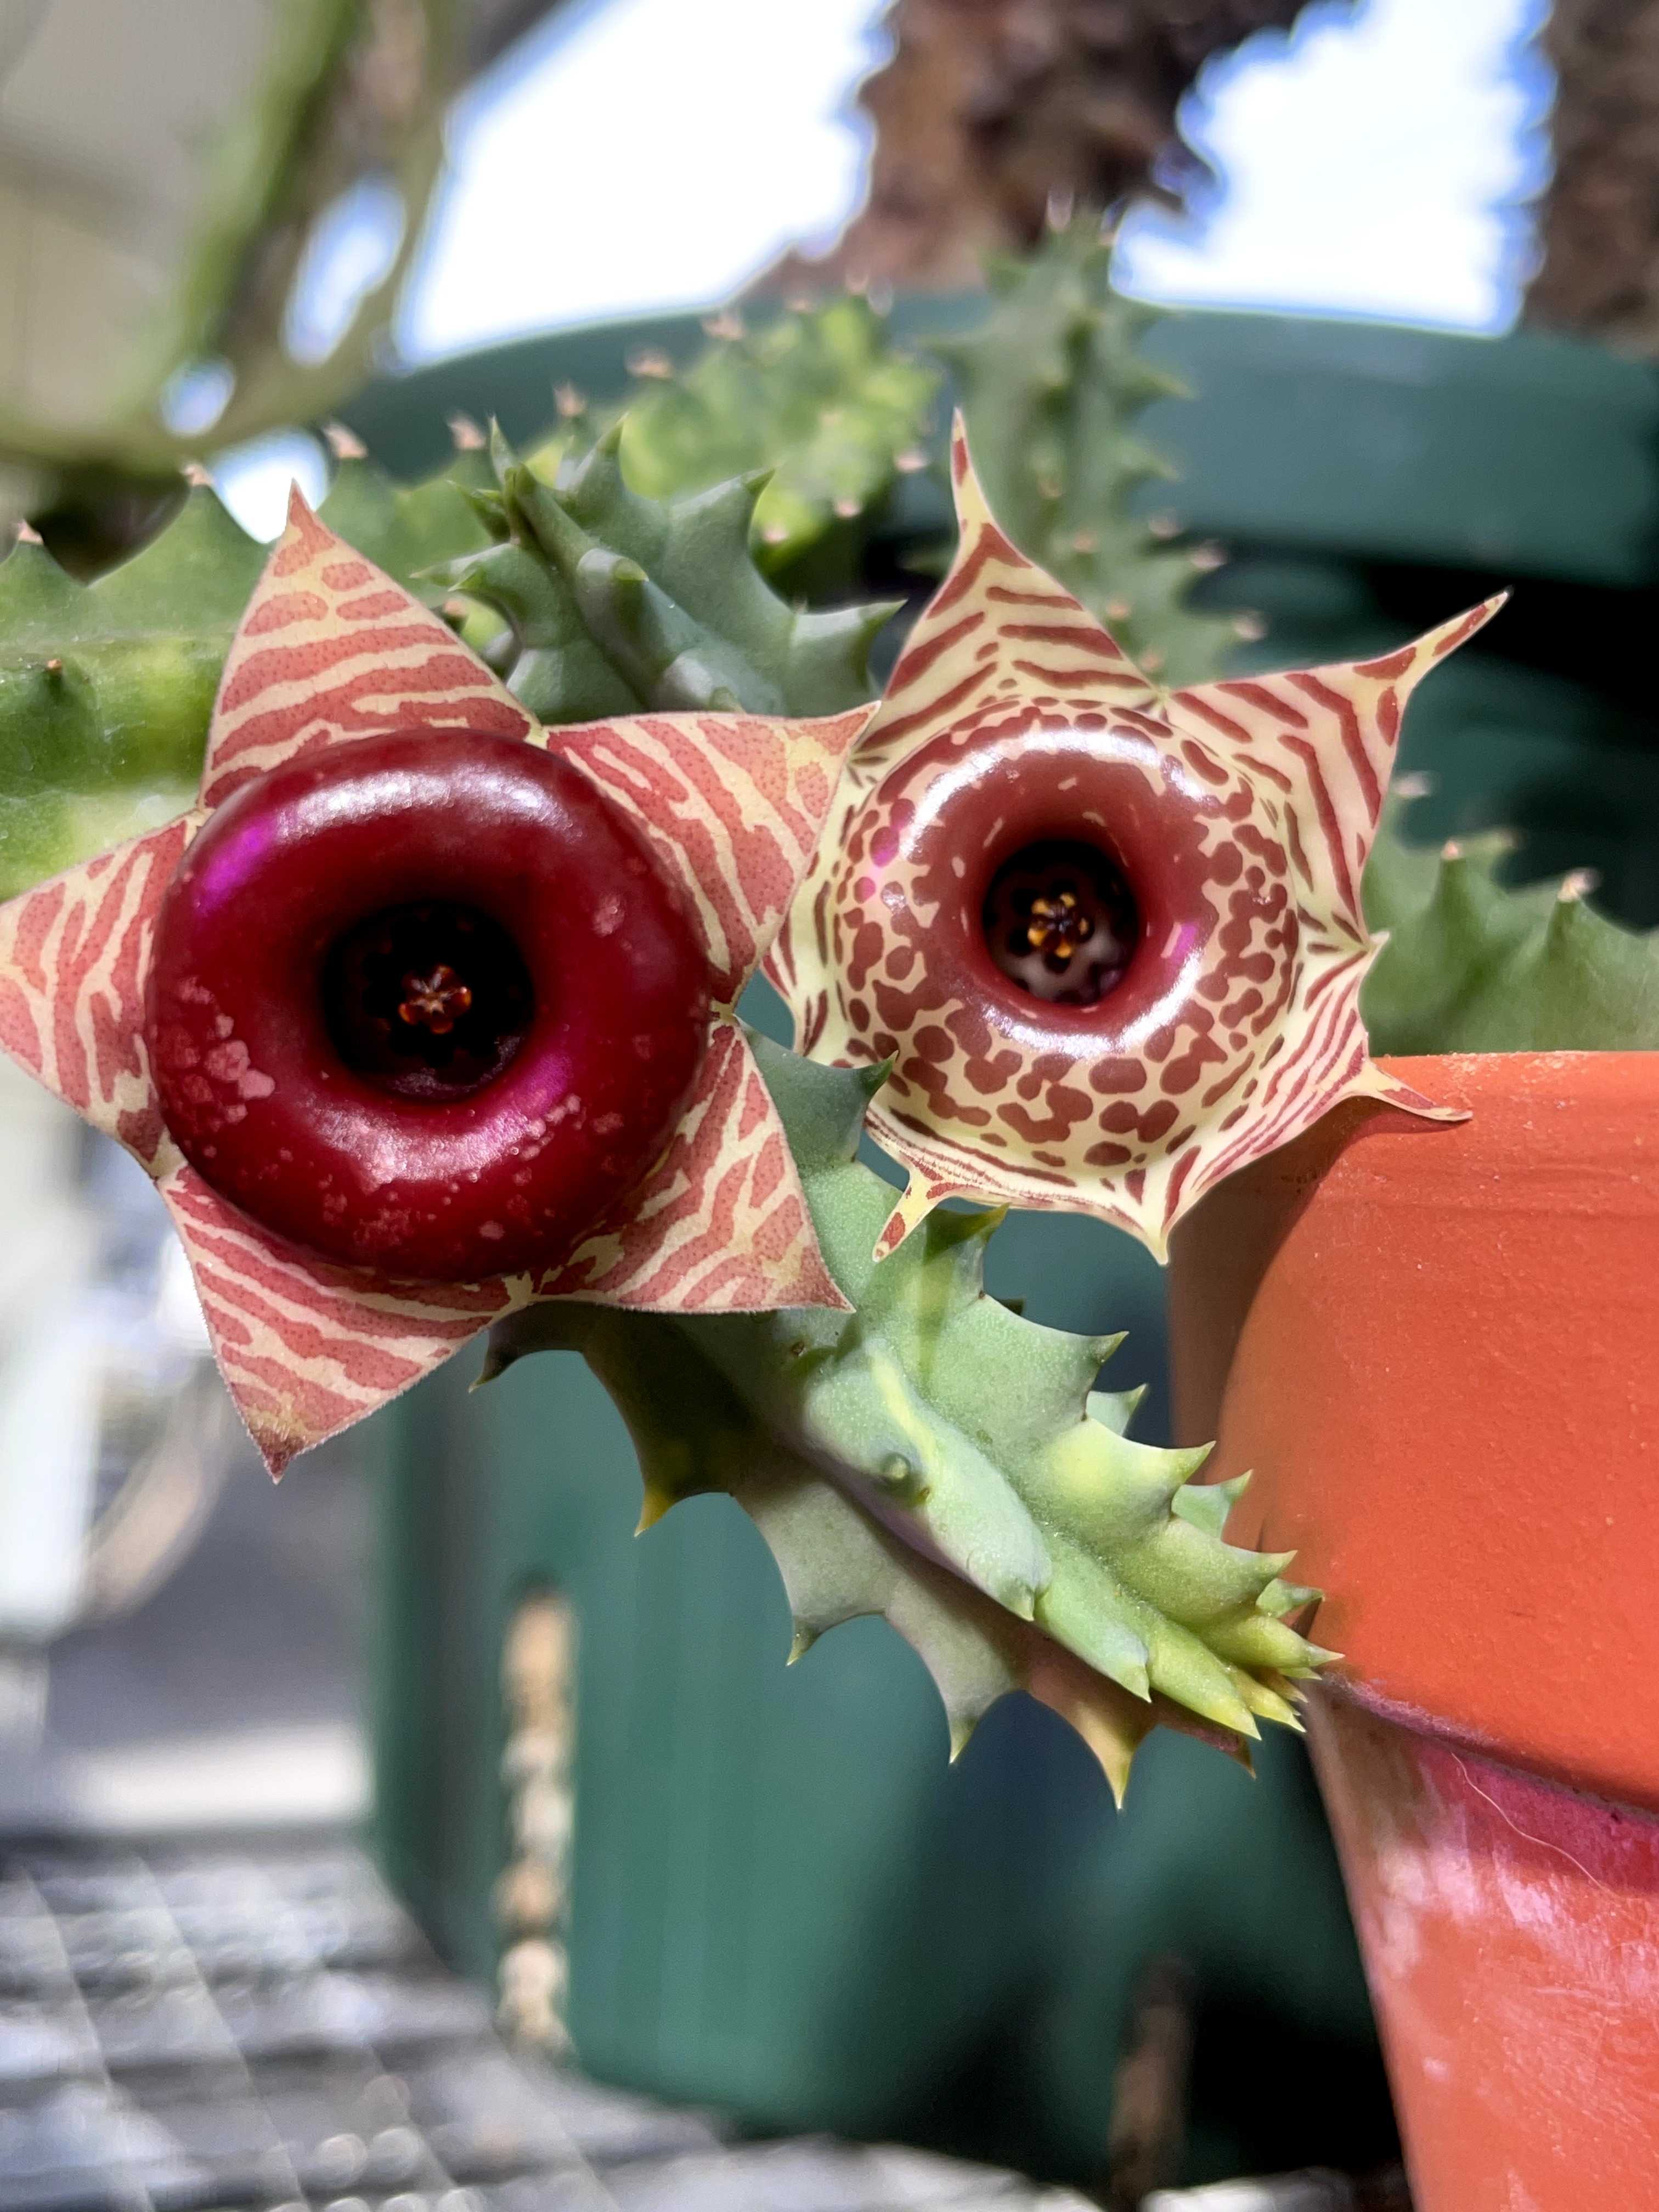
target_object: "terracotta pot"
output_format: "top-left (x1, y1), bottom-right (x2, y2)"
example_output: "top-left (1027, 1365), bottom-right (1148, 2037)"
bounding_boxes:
top-left (1167, 1051), bottom-right (1659, 2212)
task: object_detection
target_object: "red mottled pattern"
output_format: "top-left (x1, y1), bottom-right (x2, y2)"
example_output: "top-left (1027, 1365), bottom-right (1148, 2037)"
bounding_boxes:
top-left (0, 496), bottom-right (854, 1475)
top-left (202, 487), bottom-right (535, 805)
top-left (538, 1019), bottom-right (847, 1311)
top-left (769, 419), bottom-right (1503, 1261)
top-left (555, 706), bottom-right (877, 1004)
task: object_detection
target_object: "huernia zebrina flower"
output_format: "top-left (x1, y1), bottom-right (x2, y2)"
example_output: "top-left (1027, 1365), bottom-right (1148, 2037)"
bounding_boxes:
top-left (0, 493), bottom-right (872, 1472)
top-left (768, 421), bottom-right (1502, 1260)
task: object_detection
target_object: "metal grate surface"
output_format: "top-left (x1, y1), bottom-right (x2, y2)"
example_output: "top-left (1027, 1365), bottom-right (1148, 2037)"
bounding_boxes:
top-left (0, 1836), bottom-right (1091, 2212)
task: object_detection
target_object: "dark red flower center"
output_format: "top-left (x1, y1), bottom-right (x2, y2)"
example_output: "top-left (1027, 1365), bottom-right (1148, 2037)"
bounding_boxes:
top-left (145, 729), bottom-right (712, 1283)
top-left (324, 900), bottom-right (533, 1100)
top-left (983, 840), bottom-right (1140, 1007)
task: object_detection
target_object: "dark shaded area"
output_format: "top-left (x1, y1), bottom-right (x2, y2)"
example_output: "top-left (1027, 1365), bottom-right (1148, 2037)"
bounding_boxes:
top-left (326, 900), bottom-right (533, 1098)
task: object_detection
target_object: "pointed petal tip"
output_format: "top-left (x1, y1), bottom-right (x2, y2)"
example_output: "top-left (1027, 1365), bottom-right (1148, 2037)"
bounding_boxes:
top-left (806, 1272), bottom-right (855, 1315)
top-left (251, 1422), bottom-right (301, 1482)
top-left (1359, 1065), bottom-right (1470, 1124)
top-left (635, 1487), bottom-right (673, 1534)
top-left (1421, 590), bottom-right (1508, 668)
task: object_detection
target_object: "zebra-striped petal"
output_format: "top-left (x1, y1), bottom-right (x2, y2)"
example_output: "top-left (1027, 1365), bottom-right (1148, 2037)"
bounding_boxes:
top-left (768, 417), bottom-right (1501, 1261)
top-left (204, 487), bottom-right (535, 805)
top-left (157, 1018), bottom-right (843, 1478)
top-left (552, 704), bottom-right (877, 1006)
top-left (0, 495), bottom-right (852, 1474)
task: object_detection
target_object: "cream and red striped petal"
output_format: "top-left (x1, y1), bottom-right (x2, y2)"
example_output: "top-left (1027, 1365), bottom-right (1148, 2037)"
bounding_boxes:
top-left (552, 704), bottom-right (877, 1005)
top-left (0, 813), bottom-right (204, 1167)
top-left (1164, 599), bottom-right (1505, 926)
top-left (201, 488), bottom-right (534, 807)
top-left (772, 426), bottom-right (1499, 1265)
top-left (534, 1018), bottom-right (848, 1312)
top-left (764, 417), bottom-right (1160, 1040)
top-left (852, 414), bottom-right (1159, 789)
top-left (153, 1014), bottom-right (844, 1477)
top-left (159, 1163), bottom-right (526, 1476)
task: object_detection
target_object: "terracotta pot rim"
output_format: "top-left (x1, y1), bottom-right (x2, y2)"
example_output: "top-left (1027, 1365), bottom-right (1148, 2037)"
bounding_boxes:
top-left (1322, 1677), bottom-right (1659, 1827)
top-left (1383, 1047), bottom-right (1659, 1074)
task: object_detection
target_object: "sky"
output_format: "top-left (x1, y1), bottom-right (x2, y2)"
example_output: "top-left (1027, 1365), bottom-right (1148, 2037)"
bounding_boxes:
top-left (402, 0), bottom-right (1550, 355)
top-left (1113, 0), bottom-right (1553, 327)
top-left (216, 0), bottom-right (1552, 538)
top-left (397, 0), bottom-right (890, 359)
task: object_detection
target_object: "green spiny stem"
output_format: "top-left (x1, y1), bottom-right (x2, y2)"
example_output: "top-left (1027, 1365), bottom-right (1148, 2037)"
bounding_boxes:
top-left (1362, 802), bottom-right (1659, 1051)
top-left (0, 400), bottom-right (901, 891)
top-left (487, 1034), bottom-right (1329, 1792)
top-left (550, 296), bottom-right (940, 588)
top-left (444, 427), bottom-right (899, 723)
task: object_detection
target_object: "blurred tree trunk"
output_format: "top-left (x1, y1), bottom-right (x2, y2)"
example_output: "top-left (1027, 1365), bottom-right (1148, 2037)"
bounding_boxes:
top-left (776, 0), bottom-right (1340, 292)
top-left (1526, 0), bottom-right (1659, 347)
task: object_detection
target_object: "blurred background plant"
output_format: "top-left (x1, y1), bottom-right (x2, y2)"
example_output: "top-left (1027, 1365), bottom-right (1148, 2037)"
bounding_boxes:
top-left (3, 2), bottom-right (1659, 2205)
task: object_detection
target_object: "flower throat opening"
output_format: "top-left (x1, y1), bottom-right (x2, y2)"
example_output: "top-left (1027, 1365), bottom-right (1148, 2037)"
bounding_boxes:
top-left (983, 840), bottom-right (1139, 1007)
top-left (324, 900), bottom-right (533, 1100)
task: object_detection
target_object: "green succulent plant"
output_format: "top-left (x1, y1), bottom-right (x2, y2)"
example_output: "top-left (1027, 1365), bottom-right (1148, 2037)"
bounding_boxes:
top-left (5, 225), bottom-right (1655, 1786)
top-left (0, 432), bottom-right (500, 895)
top-left (442, 425), bottom-right (899, 723)
top-left (0, 486), bottom-right (261, 895)
top-left (488, 1032), bottom-right (1327, 1798)
top-left (0, 410), bottom-right (899, 895)
top-left (315, 421), bottom-right (497, 593)
top-left (1362, 796), bottom-right (1659, 1052)
top-left (613, 297), bottom-right (940, 585)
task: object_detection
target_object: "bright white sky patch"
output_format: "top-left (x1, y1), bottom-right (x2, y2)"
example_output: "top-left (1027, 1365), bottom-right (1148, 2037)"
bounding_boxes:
top-left (398, 0), bottom-right (887, 361)
top-left (1114, 0), bottom-right (1551, 330)
top-left (212, 430), bottom-right (327, 543)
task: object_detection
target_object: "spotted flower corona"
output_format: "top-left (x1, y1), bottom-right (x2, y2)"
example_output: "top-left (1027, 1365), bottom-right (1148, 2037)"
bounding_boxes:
top-left (769, 424), bottom-right (1503, 1259)
top-left (0, 494), bottom-right (871, 1472)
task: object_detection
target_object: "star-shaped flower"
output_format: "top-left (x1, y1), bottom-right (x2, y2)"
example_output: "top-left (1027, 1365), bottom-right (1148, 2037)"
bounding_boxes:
top-left (0, 494), bottom-right (872, 1472)
top-left (768, 422), bottom-right (1502, 1260)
